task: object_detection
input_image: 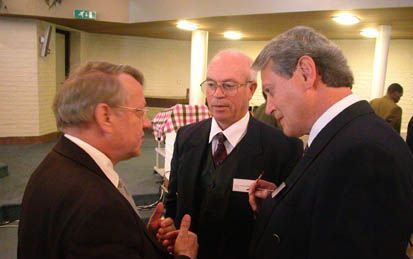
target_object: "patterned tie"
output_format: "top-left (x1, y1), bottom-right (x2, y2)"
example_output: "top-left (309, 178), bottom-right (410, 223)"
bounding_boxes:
top-left (118, 178), bottom-right (140, 216)
top-left (213, 132), bottom-right (227, 166)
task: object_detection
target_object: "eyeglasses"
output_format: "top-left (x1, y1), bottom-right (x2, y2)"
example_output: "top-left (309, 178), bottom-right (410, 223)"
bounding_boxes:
top-left (200, 79), bottom-right (253, 97)
top-left (116, 105), bottom-right (148, 118)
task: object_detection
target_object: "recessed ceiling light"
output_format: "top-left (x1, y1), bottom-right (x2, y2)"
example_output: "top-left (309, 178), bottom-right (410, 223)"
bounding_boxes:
top-left (360, 28), bottom-right (378, 38)
top-left (176, 20), bottom-right (199, 31)
top-left (224, 31), bottom-right (242, 40)
top-left (332, 13), bottom-right (360, 25)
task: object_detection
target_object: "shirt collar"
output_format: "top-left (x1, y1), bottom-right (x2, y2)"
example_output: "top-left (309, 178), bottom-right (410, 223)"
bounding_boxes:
top-left (209, 111), bottom-right (250, 148)
top-left (308, 94), bottom-right (360, 147)
top-left (64, 134), bottom-right (119, 187)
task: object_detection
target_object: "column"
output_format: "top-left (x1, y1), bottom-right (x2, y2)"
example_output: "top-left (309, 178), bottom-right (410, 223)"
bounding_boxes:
top-left (189, 30), bottom-right (208, 105)
top-left (370, 25), bottom-right (392, 99)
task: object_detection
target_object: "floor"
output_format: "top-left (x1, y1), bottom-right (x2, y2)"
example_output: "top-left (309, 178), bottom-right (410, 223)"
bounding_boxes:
top-left (0, 133), bottom-right (162, 259)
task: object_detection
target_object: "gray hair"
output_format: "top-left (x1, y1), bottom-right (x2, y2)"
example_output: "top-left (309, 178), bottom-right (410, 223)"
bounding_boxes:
top-left (253, 26), bottom-right (354, 88)
top-left (53, 61), bottom-right (144, 130)
top-left (210, 49), bottom-right (257, 82)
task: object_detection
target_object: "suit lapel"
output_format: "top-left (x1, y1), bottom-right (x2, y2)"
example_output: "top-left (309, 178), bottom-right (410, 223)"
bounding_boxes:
top-left (253, 101), bottom-right (375, 245)
top-left (182, 119), bottom-right (212, 211)
top-left (55, 136), bottom-right (169, 253)
top-left (232, 117), bottom-right (263, 179)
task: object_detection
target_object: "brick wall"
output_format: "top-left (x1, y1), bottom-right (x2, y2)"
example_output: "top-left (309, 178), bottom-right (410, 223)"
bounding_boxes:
top-left (0, 17), bottom-right (40, 137)
top-left (80, 33), bottom-right (191, 98)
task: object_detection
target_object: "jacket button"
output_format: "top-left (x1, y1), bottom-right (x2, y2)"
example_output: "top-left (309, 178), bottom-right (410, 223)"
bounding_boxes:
top-left (272, 233), bottom-right (280, 244)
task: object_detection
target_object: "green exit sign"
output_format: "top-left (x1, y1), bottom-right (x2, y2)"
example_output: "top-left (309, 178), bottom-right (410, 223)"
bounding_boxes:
top-left (74, 9), bottom-right (96, 20)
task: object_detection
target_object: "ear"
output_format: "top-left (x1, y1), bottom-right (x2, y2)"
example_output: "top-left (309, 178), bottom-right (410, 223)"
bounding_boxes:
top-left (247, 82), bottom-right (258, 100)
top-left (94, 103), bottom-right (115, 134)
top-left (297, 55), bottom-right (317, 89)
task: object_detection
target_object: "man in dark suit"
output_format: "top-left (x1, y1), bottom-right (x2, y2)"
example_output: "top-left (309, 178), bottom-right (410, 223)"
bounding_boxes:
top-left (248, 26), bottom-right (413, 259)
top-left (18, 61), bottom-right (198, 259)
top-left (164, 50), bottom-right (303, 259)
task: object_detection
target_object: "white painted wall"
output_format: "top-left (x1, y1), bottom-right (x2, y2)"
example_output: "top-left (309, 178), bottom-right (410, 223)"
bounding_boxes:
top-left (208, 38), bottom-right (413, 132)
top-left (38, 21), bottom-right (57, 135)
top-left (81, 33), bottom-right (191, 97)
top-left (0, 17), bottom-right (40, 137)
top-left (1, 18), bottom-right (412, 136)
top-left (129, 0), bottom-right (413, 22)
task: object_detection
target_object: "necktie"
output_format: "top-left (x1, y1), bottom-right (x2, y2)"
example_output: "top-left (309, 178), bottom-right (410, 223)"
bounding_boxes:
top-left (213, 132), bottom-right (227, 166)
top-left (118, 178), bottom-right (140, 216)
top-left (303, 144), bottom-right (309, 157)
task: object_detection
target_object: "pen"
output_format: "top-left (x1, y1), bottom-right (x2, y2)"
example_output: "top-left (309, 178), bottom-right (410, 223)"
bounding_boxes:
top-left (256, 172), bottom-right (263, 182)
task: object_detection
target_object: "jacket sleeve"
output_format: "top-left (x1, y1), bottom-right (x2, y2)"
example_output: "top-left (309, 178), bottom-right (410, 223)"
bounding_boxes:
top-left (68, 197), bottom-right (168, 259)
top-left (386, 106), bottom-right (402, 133)
top-left (164, 128), bottom-right (182, 222)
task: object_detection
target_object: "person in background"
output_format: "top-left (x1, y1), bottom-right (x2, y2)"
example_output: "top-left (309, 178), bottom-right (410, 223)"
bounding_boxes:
top-left (253, 91), bottom-right (280, 128)
top-left (248, 26), bottom-right (413, 259)
top-left (18, 61), bottom-right (198, 259)
top-left (164, 49), bottom-right (302, 259)
top-left (370, 83), bottom-right (404, 133)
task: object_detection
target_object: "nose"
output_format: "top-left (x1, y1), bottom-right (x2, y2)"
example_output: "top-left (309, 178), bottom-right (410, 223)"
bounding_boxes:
top-left (143, 117), bottom-right (152, 130)
top-left (265, 101), bottom-right (275, 116)
top-left (213, 85), bottom-right (226, 97)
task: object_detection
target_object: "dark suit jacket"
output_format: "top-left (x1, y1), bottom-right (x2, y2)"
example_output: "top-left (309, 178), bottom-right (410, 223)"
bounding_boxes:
top-left (251, 101), bottom-right (413, 259)
top-left (18, 136), bottom-right (186, 259)
top-left (407, 116), bottom-right (413, 153)
top-left (165, 116), bottom-right (302, 259)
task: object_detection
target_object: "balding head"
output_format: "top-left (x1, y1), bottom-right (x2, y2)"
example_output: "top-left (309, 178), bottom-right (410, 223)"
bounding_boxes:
top-left (204, 49), bottom-right (257, 130)
top-left (208, 50), bottom-right (256, 82)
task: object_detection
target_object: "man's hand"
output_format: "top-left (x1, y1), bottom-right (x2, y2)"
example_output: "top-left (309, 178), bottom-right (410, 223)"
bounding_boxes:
top-left (173, 215), bottom-right (198, 259)
top-left (148, 202), bottom-right (165, 236)
top-left (248, 179), bottom-right (276, 212)
top-left (147, 202), bottom-right (177, 249)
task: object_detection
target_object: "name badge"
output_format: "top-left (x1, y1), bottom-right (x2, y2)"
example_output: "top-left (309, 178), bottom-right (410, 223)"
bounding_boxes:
top-left (232, 178), bottom-right (255, 193)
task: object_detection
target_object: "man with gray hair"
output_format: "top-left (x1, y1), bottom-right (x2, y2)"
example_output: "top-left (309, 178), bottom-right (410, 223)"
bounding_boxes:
top-left (248, 26), bottom-right (413, 259)
top-left (18, 61), bottom-right (198, 259)
top-left (164, 50), bottom-right (302, 259)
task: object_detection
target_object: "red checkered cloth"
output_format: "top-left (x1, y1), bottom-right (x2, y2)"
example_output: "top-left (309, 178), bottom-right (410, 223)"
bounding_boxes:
top-left (152, 104), bottom-right (210, 141)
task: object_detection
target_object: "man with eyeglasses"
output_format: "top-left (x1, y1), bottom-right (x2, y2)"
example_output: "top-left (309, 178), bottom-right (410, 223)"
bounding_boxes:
top-left (18, 61), bottom-right (198, 259)
top-left (248, 26), bottom-right (413, 259)
top-left (164, 50), bottom-right (303, 259)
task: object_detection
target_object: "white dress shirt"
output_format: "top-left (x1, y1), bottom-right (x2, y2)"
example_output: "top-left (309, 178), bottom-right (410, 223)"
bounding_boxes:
top-left (307, 94), bottom-right (360, 147)
top-left (208, 112), bottom-right (250, 155)
top-left (64, 134), bottom-right (119, 188)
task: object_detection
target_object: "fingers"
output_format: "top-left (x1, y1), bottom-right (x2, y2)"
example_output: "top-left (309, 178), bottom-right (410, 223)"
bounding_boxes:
top-left (157, 218), bottom-right (176, 241)
top-left (164, 230), bottom-right (179, 240)
top-left (179, 214), bottom-right (191, 235)
top-left (248, 181), bottom-right (258, 211)
top-left (150, 202), bottom-right (164, 222)
top-left (160, 217), bottom-right (174, 228)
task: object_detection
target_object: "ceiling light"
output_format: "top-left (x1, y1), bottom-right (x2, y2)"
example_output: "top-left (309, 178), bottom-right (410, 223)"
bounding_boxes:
top-left (332, 13), bottom-right (360, 25)
top-left (360, 28), bottom-right (378, 38)
top-left (224, 31), bottom-right (242, 40)
top-left (176, 20), bottom-right (198, 31)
